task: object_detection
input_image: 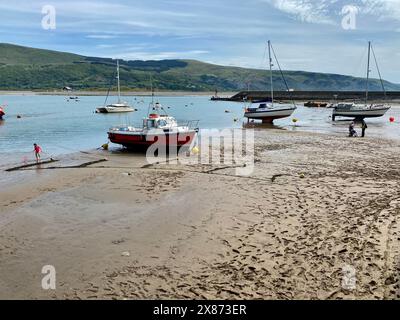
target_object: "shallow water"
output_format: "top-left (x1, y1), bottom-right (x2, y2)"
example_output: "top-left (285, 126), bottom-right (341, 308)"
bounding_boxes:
top-left (0, 95), bottom-right (399, 166)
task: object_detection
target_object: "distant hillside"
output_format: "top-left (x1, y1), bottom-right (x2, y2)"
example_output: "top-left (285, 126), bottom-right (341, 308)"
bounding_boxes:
top-left (0, 43), bottom-right (85, 65)
top-left (0, 43), bottom-right (399, 92)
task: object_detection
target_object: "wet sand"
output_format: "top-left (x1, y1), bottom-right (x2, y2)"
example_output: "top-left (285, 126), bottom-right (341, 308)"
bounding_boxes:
top-left (1, 129), bottom-right (400, 299)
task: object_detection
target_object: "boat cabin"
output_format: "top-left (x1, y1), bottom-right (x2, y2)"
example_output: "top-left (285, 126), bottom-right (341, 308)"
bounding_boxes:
top-left (144, 114), bottom-right (178, 129)
top-left (335, 103), bottom-right (356, 110)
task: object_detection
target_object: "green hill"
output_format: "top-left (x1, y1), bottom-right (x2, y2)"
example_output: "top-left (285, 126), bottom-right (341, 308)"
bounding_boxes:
top-left (0, 43), bottom-right (85, 65)
top-left (0, 43), bottom-right (398, 92)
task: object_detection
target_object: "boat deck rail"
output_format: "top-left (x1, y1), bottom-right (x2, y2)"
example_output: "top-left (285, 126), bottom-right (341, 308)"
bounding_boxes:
top-left (183, 120), bottom-right (200, 130)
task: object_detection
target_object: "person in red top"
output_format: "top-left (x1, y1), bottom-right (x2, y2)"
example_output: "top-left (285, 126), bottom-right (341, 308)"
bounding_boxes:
top-left (0, 106), bottom-right (5, 120)
top-left (33, 143), bottom-right (42, 163)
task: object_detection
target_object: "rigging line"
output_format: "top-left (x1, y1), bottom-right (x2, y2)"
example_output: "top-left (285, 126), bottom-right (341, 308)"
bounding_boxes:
top-left (45, 142), bottom-right (108, 160)
top-left (103, 67), bottom-right (117, 107)
top-left (147, 74), bottom-right (154, 118)
top-left (159, 100), bottom-right (169, 116)
top-left (260, 44), bottom-right (268, 70)
top-left (352, 45), bottom-right (368, 79)
top-left (371, 44), bottom-right (387, 101)
top-left (365, 41), bottom-right (371, 105)
top-left (125, 111), bottom-right (130, 126)
top-left (270, 44), bottom-right (296, 108)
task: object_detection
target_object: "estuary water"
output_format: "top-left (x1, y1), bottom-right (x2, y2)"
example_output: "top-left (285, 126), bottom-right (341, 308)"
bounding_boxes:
top-left (0, 94), bottom-right (399, 166)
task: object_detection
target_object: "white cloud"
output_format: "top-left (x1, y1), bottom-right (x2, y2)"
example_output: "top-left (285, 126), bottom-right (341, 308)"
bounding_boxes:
top-left (113, 50), bottom-right (209, 60)
top-left (96, 44), bottom-right (117, 48)
top-left (265, 0), bottom-right (338, 25)
top-left (86, 35), bottom-right (118, 39)
top-left (265, 0), bottom-right (400, 24)
top-left (361, 0), bottom-right (400, 21)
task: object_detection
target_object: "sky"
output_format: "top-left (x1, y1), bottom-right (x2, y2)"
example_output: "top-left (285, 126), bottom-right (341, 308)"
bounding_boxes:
top-left (1, 0), bottom-right (400, 82)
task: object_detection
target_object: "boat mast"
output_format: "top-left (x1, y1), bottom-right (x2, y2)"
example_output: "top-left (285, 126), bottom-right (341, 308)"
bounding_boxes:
top-left (365, 41), bottom-right (371, 106)
top-left (117, 59), bottom-right (121, 103)
top-left (151, 77), bottom-right (154, 105)
top-left (268, 40), bottom-right (274, 107)
top-left (147, 75), bottom-right (156, 117)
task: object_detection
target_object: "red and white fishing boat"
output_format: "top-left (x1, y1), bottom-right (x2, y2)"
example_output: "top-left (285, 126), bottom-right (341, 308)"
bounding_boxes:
top-left (108, 102), bottom-right (199, 149)
top-left (0, 106), bottom-right (5, 120)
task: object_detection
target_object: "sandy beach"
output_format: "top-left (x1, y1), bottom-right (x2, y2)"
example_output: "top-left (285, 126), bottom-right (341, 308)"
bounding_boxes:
top-left (1, 128), bottom-right (400, 300)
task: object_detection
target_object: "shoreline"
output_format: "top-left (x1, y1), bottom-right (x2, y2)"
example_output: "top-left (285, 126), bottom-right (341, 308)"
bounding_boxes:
top-left (1, 90), bottom-right (399, 104)
top-left (1, 129), bottom-right (400, 299)
top-left (0, 122), bottom-right (398, 172)
top-left (0, 90), bottom-right (234, 97)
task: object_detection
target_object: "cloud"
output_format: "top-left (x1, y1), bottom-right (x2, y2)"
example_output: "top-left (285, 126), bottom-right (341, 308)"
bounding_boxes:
top-left (361, 0), bottom-right (400, 21)
top-left (265, 0), bottom-right (400, 25)
top-left (265, 0), bottom-right (338, 24)
top-left (113, 50), bottom-right (209, 60)
top-left (86, 35), bottom-right (118, 39)
top-left (96, 44), bottom-right (117, 48)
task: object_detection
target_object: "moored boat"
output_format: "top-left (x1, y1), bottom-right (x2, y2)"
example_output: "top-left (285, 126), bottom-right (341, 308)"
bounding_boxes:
top-left (96, 60), bottom-right (135, 114)
top-left (245, 104), bottom-right (296, 123)
top-left (244, 41), bottom-right (297, 123)
top-left (304, 101), bottom-right (328, 108)
top-left (332, 103), bottom-right (390, 120)
top-left (332, 41), bottom-right (390, 120)
top-left (96, 102), bottom-right (134, 113)
top-left (108, 102), bottom-right (199, 150)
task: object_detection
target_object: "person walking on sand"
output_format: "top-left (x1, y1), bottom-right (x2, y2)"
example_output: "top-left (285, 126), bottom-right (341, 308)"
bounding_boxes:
top-left (33, 143), bottom-right (42, 163)
top-left (361, 119), bottom-right (368, 138)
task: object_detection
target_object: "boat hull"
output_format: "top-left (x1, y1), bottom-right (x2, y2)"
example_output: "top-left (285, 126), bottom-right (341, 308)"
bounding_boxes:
top-left (108, 131), bottom-right (197, 149)
top-left (332, 107), bottom-right (390, 119)
top-left (96, 107), bottom-right (134, 113)
top-left (304, 102), bottom-right (327, 108)
top-left (244, 108), bottom-right (296, 123)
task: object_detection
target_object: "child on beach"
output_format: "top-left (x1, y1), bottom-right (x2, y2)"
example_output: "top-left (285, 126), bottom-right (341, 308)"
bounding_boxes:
top-left (33, 143), bottom-right (42, 163)
top-left (349, 121), bottom-right (358, 137)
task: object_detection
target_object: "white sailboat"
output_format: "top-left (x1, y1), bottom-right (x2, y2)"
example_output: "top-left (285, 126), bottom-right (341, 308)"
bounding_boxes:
top-left (96, 60), bottom-right (135, 113)
top-left (332, 41), bottom-right (390, 121)
top-left (244, 41), bottom-right (297, 123)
